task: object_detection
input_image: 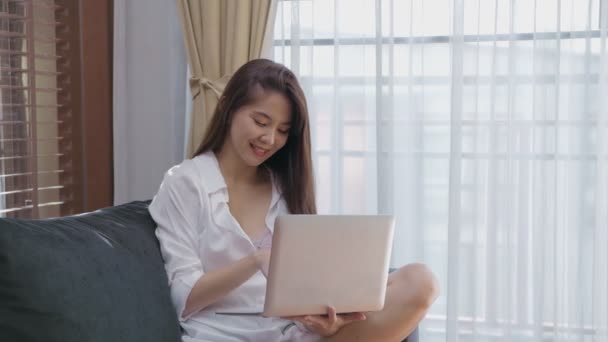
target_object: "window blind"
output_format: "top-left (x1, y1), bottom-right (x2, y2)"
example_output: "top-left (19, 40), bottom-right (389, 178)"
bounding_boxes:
top-left (0, 0), bottom-right (82, 218)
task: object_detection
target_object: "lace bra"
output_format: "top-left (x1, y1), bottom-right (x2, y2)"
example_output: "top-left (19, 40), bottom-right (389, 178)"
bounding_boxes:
top-left (251, 228), bottom-right (272, 250)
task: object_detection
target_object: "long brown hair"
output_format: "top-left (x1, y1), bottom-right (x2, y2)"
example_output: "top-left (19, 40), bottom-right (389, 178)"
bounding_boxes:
top-left (193, 59), bottom-right (316, 215)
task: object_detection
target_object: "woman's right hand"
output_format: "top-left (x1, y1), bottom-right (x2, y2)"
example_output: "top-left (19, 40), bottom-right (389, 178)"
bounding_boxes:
top-left (252, 248), bottom-right (271, 277)
top-left (181, 251), bottom-right (272, 317)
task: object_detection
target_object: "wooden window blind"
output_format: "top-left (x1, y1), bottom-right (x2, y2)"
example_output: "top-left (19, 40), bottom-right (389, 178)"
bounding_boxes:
top-left (0, 0), bottom-right (83, 218)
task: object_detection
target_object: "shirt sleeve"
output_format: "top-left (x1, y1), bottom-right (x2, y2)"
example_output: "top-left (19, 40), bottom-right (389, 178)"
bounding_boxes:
top-left (149, 164), bottom-right (205, 321)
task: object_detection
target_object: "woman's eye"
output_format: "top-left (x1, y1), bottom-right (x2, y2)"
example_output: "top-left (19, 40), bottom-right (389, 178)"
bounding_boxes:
top-left (278, 129), bottom-right (289, 135)
top-left (254, 120), bottom-right (267, 127)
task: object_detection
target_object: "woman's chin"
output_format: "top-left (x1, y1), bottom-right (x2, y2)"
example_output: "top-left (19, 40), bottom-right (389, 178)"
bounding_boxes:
top-left (241, 153), bottom-right (266, 167)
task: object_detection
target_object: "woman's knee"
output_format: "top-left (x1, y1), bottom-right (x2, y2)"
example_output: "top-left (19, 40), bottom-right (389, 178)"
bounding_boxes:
top-left (393, 263), bottom-right (440, 309)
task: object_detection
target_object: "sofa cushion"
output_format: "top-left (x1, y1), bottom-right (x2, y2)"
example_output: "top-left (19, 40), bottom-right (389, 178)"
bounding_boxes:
top-left (0, 201), bottom-right (181, 342)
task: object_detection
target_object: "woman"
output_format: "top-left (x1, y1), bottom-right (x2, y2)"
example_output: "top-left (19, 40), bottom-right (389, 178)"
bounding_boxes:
top-left (149, 59), bottom-right (439, 341)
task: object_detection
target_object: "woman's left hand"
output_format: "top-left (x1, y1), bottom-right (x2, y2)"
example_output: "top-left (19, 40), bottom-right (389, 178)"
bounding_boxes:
top-left (289, 306), bottom-right (366, 337)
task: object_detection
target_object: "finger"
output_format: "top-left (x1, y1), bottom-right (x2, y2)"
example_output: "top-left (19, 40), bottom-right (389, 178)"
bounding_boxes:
top-left (305, 315), bottom-right (329, 329)
top-left (304, 322), bottom-right (327, 335)
top-left (326, 306), bottom-right (338, 326)
top-left (288, 316), bottom-right (312, 326)
top-left (281, 315), bottom-right (309, 325)
top-left (339, 312), bottom-right (367, 322)
top-left (281, 314), bottom-right (308, 320)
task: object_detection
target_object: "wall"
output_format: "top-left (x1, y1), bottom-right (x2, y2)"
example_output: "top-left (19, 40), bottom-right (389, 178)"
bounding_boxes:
top-left (113, 0), bottom-right (187, 204)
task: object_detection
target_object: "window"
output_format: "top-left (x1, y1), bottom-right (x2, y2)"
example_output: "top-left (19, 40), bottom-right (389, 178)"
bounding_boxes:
top-left (274, 0), bottom-right (607, 340)
top-left (0, 0), bottom-right (113, 218)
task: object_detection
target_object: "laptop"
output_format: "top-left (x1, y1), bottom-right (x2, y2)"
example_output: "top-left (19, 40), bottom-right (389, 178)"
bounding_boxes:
top-left (263, 215), bottom-right (395, 317)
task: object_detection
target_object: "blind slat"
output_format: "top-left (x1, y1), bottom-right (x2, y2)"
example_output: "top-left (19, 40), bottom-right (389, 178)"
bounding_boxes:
top-left (0, 50), bottom-right (64, 60)
top-left (0, 69), bottom-right (61, 76)
top-left (0, 185), bottom-right (64, 196)
top-left (0, 201), bottom-right (66, 215)
top-left (0, 31), bottom-right (26, 38)
top-left (0, 120), bottom-right (64, 125)
top-left (0, 170), bottom-right (65, 178)
top-left (0, 13), bottom-right (26, 20)
top-left (0, 48), bottom-right (68, 56)
top-left (0, 85), bottom-right (65, 92)
top-left (0, 154), bottom-right (65, 161)
top-left (0, 137), bottom-right (64, 143)
top-left (1, 104), bottom-right (65, 108)
top-left (0, 14), bottom-right (61, 26)
top-left (0, 0), bottom-right (62, 10)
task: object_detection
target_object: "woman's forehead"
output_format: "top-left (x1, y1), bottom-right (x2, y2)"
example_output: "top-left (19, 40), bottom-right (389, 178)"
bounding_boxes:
top-left (247, 91), bottom-right (292, 124)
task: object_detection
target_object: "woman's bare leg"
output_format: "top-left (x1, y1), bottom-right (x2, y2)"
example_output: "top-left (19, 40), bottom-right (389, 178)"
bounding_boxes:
top-left (323, 263), bottom-right (439, 342)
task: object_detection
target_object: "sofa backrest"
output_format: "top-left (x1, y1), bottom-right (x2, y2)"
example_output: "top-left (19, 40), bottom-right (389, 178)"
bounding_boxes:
top-left (0, 201), bottom-right (181, 342)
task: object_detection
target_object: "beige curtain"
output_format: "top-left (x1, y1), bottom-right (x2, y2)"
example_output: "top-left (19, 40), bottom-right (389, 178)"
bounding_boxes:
top-left (177, 0), bottom-right (277, 156)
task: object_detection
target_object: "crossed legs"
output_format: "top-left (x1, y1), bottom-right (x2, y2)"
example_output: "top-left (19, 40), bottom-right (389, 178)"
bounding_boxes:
top-left (323, 263), bottom-right (439, 342)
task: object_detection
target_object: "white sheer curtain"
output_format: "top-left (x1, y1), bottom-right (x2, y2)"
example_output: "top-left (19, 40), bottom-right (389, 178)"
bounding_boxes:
top-left (273, 0), bottom-right (608, 341)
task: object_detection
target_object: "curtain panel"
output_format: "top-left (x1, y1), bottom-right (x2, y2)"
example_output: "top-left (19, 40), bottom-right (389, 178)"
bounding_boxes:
top-left (177, 0), bottom-right (277, 155)
top-left (274, 0), bottom-right (608, 341)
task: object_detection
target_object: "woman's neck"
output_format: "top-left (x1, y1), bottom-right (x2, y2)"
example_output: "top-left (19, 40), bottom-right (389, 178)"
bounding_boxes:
top-left (215, 144), bottom-right (262, 186)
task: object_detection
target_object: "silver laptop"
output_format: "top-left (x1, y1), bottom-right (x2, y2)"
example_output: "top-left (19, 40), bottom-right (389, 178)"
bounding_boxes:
top-left (263, 215), bottom-right (395, 317)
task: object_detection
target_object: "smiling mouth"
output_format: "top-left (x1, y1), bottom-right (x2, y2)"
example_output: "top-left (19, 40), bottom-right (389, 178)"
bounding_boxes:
top-left (250, 143), bottom-right (269, 157)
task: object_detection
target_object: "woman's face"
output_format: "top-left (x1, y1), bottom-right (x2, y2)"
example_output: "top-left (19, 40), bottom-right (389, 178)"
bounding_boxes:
top-left (226, 89), bottom-right (292, 167)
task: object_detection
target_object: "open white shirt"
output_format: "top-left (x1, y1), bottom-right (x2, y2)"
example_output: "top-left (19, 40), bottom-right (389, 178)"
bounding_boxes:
top-left (149, 152), bottom-right (317, 342)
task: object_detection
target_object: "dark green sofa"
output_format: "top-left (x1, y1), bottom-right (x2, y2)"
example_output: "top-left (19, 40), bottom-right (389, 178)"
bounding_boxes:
top-left (0, 201), bottom-right (418, 342)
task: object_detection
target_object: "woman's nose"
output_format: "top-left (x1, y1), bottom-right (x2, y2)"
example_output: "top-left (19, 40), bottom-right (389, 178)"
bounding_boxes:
top-left (260, 130), bottom-right (275, 145)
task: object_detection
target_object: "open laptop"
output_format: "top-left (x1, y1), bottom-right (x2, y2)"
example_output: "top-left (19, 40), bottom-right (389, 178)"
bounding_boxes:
top-left (263, 215), bottom-right (395, 317)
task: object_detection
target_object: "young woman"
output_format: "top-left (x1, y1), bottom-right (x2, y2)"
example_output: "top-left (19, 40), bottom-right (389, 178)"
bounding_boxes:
top-left (149, 59), bottom-right (439, 341)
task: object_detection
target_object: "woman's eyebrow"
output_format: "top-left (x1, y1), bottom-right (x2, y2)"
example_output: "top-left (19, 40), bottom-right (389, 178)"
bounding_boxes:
top-left (253, 111), bottom-right (291, 125)
top-left (252, 111), bottom-right (272, 120)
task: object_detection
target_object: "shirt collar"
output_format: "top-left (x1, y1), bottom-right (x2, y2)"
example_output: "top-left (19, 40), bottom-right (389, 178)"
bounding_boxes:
top-left (193, 151), bottom-right (282, 210)
top-left (193, 151), bottom-right (227, 195)
top-left (267, 171), bottom-right (282, 211)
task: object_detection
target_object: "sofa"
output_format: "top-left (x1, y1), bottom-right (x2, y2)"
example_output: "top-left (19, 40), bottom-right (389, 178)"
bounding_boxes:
top-left (0, 201), bottom-right (418, 342)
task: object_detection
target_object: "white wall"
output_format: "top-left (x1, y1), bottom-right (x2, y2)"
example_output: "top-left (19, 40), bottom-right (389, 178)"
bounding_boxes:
top-left (113, 0), bottom-right (187, 204)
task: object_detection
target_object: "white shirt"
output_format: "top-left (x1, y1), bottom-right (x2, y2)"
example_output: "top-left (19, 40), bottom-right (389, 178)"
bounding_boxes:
top-left (149, 152), bottom-right (318, 342)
